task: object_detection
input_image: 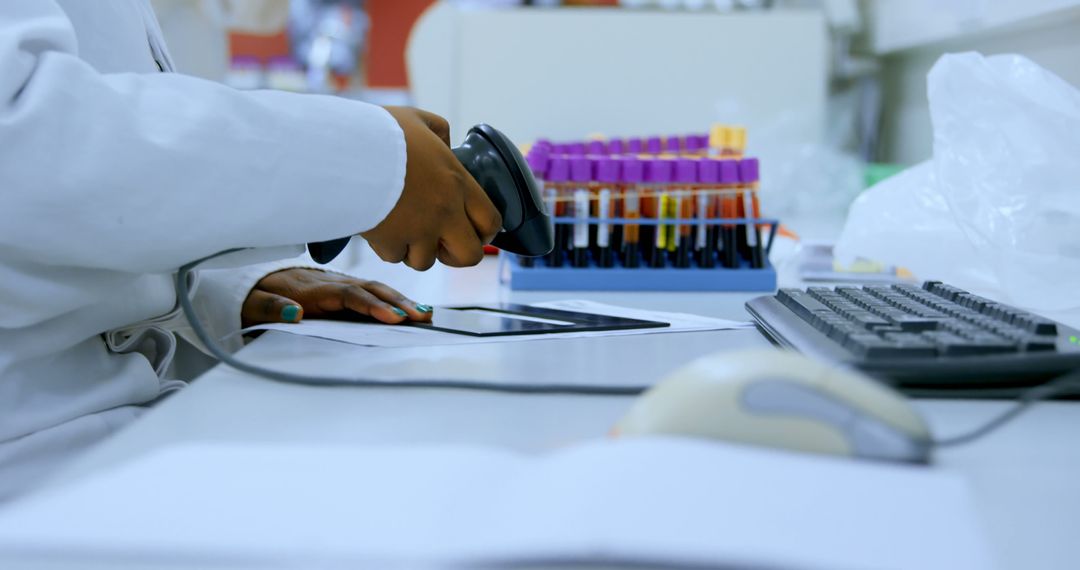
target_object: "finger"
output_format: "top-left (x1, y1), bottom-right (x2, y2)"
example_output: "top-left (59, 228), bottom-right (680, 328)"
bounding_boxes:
top-left (363, 236), bottom-right (407, 264)
top-left (340, 284), bottom-right (410, 324)
top-left (414, 108), bottom-right (451, 147)
top-left (241, 289), bottom-right (304, 327)
top-left (461, 173), bottom-right (503, 245)
top-left (404, 241), bottom-right (438, 272)
top-left (436, 212), bottom-right (485, 268)
top-left (362, 280), bottom-right (433, 322)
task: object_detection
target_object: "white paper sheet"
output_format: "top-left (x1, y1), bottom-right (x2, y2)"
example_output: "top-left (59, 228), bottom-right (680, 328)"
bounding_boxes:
top-left (235, 300), bottom-right (753, 348)
top-left (0, 437), bottom-right (991, 569)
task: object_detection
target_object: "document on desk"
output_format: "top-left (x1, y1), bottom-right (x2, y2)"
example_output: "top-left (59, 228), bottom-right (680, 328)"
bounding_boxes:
top-left (0, 437), bottom-right (990, 570)
top-left (236, 299), bottom-right (754, 348)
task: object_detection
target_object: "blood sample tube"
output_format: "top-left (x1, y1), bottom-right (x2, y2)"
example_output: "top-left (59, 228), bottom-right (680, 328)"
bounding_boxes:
top-left (620, 156), bottom-right (644, 268)
top-left (665, 135), bottom-right (682, 155)
top-left (544, 156), bottom-right (570, 267)
top-left (739, 157), bottom-right (764, 268)
top-left (645, 158), bottom-right (674, 268)
top-left (718, 159), bottom-right (740, 268)
top-left (627, 137), bottom-right (644, 154)
top-left (608, 138), bottom-right (626, 155)
top-left (568, 142), bottom-right (586, 156)
top-left (587, 140), bottom-right (606, 155)
top-left (696, 158), bottom-right (720, 268)
top-left (672, 158), bottom-right (697, 268)
top-left (593, 157), bottom-right (619, 268)
top-left (685, 135), bottom-right (702, 157)
top-left (646, 136), bottom-right (664, 155)
top-left (569, 156), bottom-right (592, 268)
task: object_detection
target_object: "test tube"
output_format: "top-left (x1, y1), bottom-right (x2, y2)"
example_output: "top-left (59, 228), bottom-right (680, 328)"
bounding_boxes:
top-left (587, 140), bottom-right (606, 155)
top-left (718, 159), bottom-right (740, 268)
top-left (620, 156), bottom-right (644, 268)
top-left (568, 142), bottom-right (586, 156)
top-left (739, 157), bottom-right (764, 269)
top-left (544, 156), bottom-right (570, 267)
top-left (627, 137), bottom-right (644, 154)
top-left (569, 156), bottom-right (592, 268)
top-left (685, 135), bottom-right (702, 157)
top-left (672, 158), bottom-right (697, 268)
top-left (645, 136), bottom-right (664, 156)
top-left (608, 138), bottom-right (626, 155)
top-left (730, 127), bottom-right (748, 157)
top-left (594, 157), bottom-right (620, 268)
top-left (696, 159), bottom-right (720, 268)
top-left (665, 135), bottom-right (683, 155)
top-left (644, 158), bottom-right (674, 268)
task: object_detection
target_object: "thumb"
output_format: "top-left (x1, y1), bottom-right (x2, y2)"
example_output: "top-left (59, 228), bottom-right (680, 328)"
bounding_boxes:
top-left (241, 289), bottom-right (304, 327)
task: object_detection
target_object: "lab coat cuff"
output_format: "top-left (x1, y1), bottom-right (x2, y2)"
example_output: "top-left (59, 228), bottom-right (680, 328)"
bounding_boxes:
top-left (175, 248), bottom-right (311, 356)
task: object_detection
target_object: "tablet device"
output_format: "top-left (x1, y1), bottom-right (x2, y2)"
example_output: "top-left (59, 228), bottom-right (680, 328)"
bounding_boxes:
top-left (406, 304), bottom-right (669, 337)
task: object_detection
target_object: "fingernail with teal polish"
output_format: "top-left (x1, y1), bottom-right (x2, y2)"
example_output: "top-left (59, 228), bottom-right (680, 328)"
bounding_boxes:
top-left (392, 307), bottom-right (408, 318)
top-left (415, 303), bottom-right (433, 313)
top-left (282, 305), bottom-right (302, 323)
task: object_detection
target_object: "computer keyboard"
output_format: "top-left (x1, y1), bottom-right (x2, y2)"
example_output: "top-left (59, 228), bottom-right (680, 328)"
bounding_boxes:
top-left (745, 281), bottom-right (1080, 397)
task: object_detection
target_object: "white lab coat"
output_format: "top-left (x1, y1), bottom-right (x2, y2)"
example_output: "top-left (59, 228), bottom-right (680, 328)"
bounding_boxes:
top-left (0, 0), bottom-right (405, 500)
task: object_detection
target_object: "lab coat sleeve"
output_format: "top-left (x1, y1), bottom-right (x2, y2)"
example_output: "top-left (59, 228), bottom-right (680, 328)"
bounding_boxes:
top-left (181, 251), bottom-right (314, 354)
top-left (0, 0), bottom-right (406, 276)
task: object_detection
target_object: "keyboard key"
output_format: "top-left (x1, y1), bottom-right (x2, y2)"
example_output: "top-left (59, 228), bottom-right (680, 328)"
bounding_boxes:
top-left (844, 335), bottom-right (935, 358)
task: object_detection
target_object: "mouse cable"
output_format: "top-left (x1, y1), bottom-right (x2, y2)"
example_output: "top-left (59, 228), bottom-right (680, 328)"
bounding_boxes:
top-left (178, 249), bottom-right (1080, 442)
top-left (175, 249), bottom-right (643, 396)
top-left (931, 367), bottom-right (1080, 447)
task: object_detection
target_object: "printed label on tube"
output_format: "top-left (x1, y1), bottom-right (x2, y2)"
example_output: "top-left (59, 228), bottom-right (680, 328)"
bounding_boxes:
top-left (573, 188), bottom-right (589, 248)
top-left (597, 188), bottom-right (611, 248)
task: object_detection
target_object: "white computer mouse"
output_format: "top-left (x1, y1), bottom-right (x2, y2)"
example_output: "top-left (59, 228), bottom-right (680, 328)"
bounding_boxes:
top-left (612, 349), bottom-right (933, 463)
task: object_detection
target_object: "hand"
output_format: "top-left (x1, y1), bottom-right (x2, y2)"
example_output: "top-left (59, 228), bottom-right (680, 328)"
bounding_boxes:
top-left (240, 268), bottom-right (433, 328)
top-left (361, 106), bottom-right (502, 271)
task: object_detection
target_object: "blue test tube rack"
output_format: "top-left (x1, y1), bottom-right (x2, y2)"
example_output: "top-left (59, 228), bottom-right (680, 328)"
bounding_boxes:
top-left (499, 216), bottom-right (779, 291)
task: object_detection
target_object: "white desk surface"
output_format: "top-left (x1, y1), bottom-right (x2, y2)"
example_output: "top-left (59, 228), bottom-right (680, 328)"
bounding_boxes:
top-left (50, 250), bottom-right (1080, 570)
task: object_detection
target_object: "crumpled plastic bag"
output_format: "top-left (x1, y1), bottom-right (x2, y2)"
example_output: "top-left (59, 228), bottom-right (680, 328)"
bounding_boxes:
top-left (836, 52), bottom-right (1080, 311)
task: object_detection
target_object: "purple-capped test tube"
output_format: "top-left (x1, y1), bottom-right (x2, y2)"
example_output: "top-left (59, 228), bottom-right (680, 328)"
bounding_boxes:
top-left (627, 137), bottom-right (644, 154)
top-left (544, 156), bottom-right (571, 267)
top-left (696, 159), bottom-right (721, 268)
top-left (527, 152), bottom-right (549, 180)
top-left (672, 159), bottom-right (697, 267)
top-left (645, 136), bottom-right (664, 155)
top-left (719, 159), bottom-right (741, 268)
top-left (738, 158), bottom-right (763, 268)
top-left (644, 158), bottom-right (674, 268)
top-left (568, 142), bottom-right (587, 156)
top-left (665, 136), bottom-right (683, 154)
top-left (619, 156), bottom-right (645, 268)
top-left (587, 140), bottom-right (606, 155)
top-left (685, 135), bottom-right (702, 155)
top-left (607, 138), bottom-right (626, 155)
top-left (593, 157), bottom-right (620, 268)
top-left (569, 157), bottom-right (593, 267)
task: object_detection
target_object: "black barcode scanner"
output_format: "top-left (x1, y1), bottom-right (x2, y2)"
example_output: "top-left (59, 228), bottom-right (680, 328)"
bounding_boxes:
top-left (309, 124), bottom-right (554, 264)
